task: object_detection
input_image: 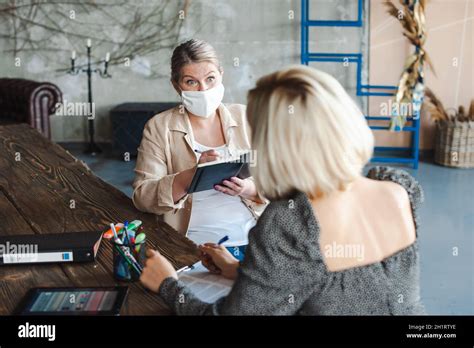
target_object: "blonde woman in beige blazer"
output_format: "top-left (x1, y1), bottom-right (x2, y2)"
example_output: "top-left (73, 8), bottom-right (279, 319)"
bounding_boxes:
top-left (132, 39), bottom-right (267, 257)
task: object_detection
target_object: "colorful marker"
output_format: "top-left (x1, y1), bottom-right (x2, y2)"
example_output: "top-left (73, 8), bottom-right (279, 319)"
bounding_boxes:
top-left (110, 223), bottom-right (122, 244)
top-left (104, 220), bottom-right (142, 239)
top-left (104, 223), bottom-right (124, 239)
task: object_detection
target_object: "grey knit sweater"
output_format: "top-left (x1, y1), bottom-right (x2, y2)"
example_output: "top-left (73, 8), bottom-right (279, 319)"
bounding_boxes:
top-left (158, 166), bottom-right (425, 315)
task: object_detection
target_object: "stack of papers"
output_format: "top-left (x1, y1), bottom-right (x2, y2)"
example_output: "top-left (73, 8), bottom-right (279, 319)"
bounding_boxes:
top-left (178, 262), bottom-right (234, 303)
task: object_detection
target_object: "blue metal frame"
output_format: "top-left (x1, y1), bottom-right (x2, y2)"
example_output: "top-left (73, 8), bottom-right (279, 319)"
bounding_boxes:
top-left (300, 0), bottom-right (420, 169)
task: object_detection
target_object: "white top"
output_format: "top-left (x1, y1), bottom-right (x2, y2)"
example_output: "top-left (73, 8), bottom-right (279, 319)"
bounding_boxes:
top-left (186, 141), bottom-right (257, 247)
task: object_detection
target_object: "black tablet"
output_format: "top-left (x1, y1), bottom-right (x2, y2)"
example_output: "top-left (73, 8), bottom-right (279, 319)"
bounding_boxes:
top-left (14, 287), bottom-right (129, 316)
top-left (188, 152), bottom-right (251, 194)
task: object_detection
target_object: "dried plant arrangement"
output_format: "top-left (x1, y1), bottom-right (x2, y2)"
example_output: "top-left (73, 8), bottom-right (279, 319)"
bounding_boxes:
top-left (384, 0), bottom-right (434, 131)
top-left (425, 88), bottom-right (474, 123)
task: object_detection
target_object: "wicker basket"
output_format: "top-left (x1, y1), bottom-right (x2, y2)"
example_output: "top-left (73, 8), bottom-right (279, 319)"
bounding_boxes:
top-left (434, 120), bottom-right (474, 168)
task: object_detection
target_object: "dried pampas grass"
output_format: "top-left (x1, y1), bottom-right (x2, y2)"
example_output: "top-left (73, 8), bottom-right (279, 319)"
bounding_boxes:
top-left (424, 87), bottom-right (474, 123)
top-left (423, 88), bottom-right (449, 122)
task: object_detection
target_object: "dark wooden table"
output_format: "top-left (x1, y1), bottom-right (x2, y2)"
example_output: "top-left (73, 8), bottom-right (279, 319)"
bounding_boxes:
top-left (0, 124), bottom-right (200, 315)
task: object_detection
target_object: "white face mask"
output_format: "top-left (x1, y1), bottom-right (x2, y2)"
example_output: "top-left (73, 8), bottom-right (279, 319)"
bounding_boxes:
top-left (181, 83), bottom-right (225, 118)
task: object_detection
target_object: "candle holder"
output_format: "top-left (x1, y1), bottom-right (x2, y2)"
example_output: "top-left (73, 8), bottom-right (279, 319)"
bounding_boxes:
top-left (68, 39), bottom-right (112, 155)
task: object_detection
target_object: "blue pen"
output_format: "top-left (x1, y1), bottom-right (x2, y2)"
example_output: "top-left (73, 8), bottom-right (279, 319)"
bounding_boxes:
top-left (123, 220), bottom-right (130, 245)
top-left (217, 235), bottom-right (229, 245)
top-left (176, 235), bottom-right (228, 273)
top-left (177, 235), bottom-right (229, 274)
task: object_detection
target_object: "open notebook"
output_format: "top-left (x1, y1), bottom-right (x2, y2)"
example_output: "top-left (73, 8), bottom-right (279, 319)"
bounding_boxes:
top-left (178, 262), bottom-right (234, 303)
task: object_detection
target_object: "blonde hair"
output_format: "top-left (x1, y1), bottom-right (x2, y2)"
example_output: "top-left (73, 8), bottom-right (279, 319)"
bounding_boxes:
top-left (246, 65), bottom-right (374, 200)
top-left (170, 39), bottom-right (221, 83)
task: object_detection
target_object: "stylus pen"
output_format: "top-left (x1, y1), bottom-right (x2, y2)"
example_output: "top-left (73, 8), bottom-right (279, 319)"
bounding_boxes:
top-left (176, 264), bottom-right (194, 274)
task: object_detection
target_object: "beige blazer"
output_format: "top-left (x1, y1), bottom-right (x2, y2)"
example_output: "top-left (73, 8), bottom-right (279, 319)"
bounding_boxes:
top-left (132, 103), bottom-right (268, 236)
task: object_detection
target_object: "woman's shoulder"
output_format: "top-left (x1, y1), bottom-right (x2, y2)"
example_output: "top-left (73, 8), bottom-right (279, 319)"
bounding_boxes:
top-left (366, 166), bottom-right (424, 208)
top-left (223, 103), bottom-right (247, 123)
top-left (256, 191), bottom-right (316, 238)
top-left (142, 105), bottom-right (189, 144)
top-left (144, 106), bottom-right (180, 129)
top-left (224, 103), bottom-right (246, 114)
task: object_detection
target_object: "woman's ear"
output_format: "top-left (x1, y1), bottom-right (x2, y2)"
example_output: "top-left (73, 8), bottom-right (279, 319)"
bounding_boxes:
top-left (171, 80), bottom-right (181, 96)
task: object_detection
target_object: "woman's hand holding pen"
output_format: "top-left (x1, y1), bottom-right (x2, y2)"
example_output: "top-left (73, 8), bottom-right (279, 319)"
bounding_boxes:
top-left (199, 243), bottom-right (240, 280)
top-left (197, 149), bottom-right (220, 164)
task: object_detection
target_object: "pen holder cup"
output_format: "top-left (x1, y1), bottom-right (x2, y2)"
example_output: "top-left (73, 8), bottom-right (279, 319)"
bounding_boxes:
top-left (112, 238), bottom-right (146, 282)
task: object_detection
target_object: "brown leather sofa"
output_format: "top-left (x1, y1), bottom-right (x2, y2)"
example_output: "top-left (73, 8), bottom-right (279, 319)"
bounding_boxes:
top-left (0, 78), bottom-right (62, 139)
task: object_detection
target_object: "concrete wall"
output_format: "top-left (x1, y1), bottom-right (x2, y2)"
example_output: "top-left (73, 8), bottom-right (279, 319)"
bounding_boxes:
top-left (0, 0), bottom-right (366, 143)
top-left (5, 0), bottom-right (469, 151)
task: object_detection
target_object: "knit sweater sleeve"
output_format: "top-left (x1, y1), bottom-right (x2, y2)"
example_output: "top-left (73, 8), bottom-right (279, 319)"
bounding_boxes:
top-left (158, 195), bottom-right (324, 315)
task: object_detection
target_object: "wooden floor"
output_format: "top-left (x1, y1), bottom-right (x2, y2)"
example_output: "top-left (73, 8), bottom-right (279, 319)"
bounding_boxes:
top-left (0, 124), bottom-right (200, 315)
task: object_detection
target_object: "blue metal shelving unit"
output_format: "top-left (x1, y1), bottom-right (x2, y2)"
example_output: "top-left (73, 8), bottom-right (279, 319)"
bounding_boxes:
top-left (301, 0), bottom-right (420, 169)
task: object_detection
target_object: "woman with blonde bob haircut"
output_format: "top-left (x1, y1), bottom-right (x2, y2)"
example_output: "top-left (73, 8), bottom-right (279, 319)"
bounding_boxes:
top-left (141, 65), bottom-right (426, 315)
top-left (247, 65), bottom-right (374, 199)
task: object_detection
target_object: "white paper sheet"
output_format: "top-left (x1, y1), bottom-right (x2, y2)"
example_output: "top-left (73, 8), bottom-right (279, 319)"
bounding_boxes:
top-left (178, 261), bottom-right (234, 303)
